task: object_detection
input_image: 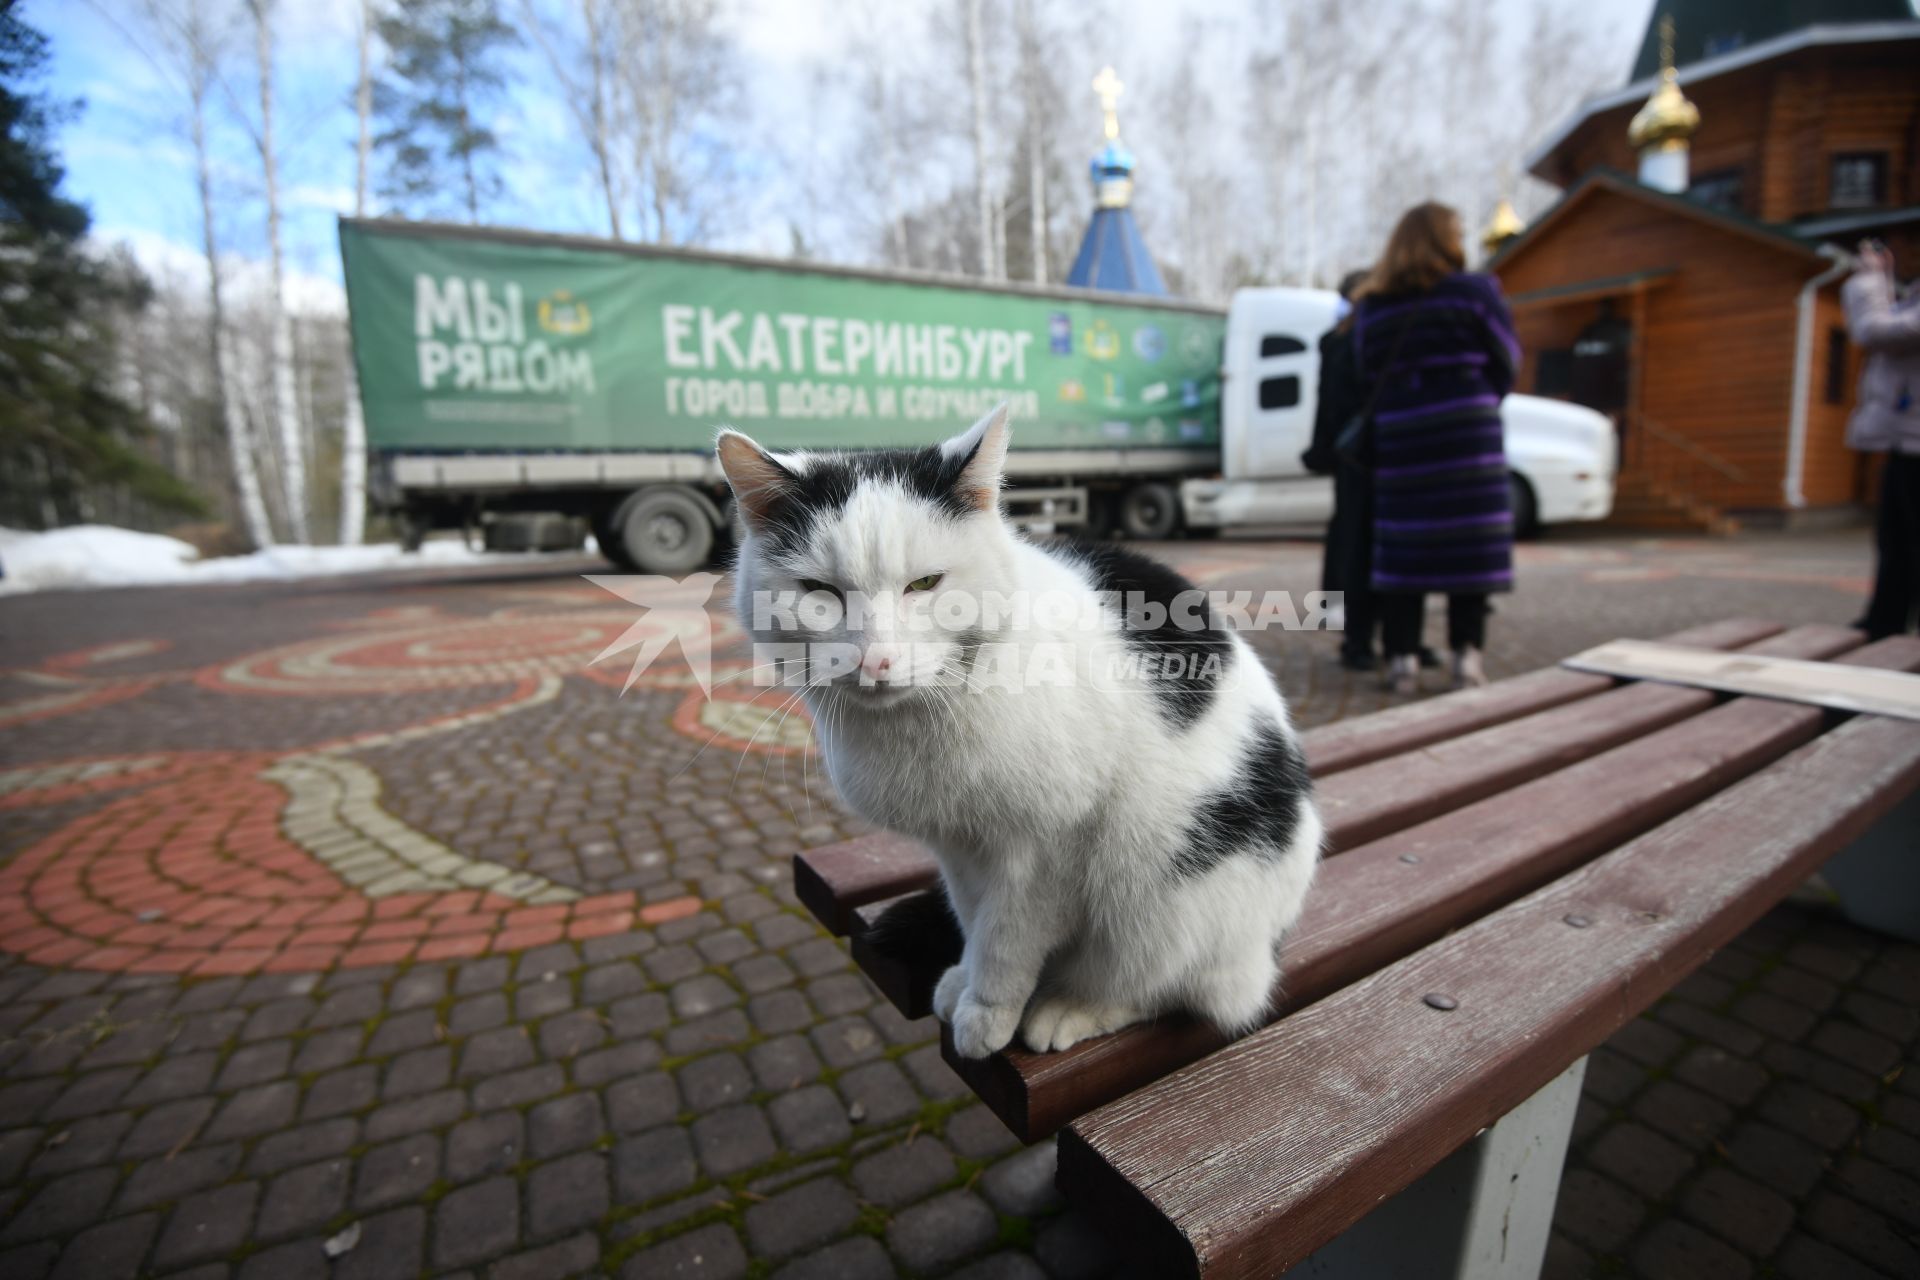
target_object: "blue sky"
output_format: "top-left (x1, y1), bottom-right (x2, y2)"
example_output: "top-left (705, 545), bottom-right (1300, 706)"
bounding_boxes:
top-left (27, 0), bottom-right (1653, 310)
top-left (26, 0), bottom-right (835, 309)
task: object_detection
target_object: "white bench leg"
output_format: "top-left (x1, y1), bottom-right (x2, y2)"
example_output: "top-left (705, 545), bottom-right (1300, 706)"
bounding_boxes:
top-left (1294, 1055), bottom-right (1587, 1280)
top-left (1822, 786), bottom-right (1920, 943)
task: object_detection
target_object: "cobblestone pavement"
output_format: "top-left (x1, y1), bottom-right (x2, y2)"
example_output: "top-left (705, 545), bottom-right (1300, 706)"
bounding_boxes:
top-left (0, 528), bottom-right (1912, 1279)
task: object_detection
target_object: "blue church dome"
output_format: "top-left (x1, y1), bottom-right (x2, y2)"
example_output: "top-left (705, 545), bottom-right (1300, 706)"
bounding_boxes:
top-left (1066, 68), bottom-right (1166, 296)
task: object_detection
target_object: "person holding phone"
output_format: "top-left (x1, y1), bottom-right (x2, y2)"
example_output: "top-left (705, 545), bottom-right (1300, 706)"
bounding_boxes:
top-left (1844, 239), bottom-right (1920, 638)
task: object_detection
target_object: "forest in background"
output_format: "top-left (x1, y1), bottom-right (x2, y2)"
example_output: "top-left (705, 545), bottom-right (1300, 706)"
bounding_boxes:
top-left (2, 0), bottom-right (1628, 549)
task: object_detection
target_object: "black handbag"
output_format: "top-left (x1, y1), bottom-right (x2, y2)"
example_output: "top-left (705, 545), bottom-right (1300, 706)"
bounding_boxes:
top-left (1335, 316), bottom-right (1412, 470)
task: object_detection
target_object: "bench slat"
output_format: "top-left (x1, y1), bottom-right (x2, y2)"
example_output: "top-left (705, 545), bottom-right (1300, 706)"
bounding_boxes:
top-left (819, 626), bottom-right (1855, 1030)
top-left (1298, 617), bottom-right (1783, 775)
top-left (1317, 624), bottom-right (1861, 851)
top-left (1057, 711), bottom-right (1920, 1279)
top-left (790, 620), bottom-right (1785, 932)
top-left (792, 831), bottom-right (937, 936)
top-left (942, 633), bottom-right (1916, 1140)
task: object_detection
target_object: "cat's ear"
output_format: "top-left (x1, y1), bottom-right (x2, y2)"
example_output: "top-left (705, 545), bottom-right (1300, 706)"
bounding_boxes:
top-left (715, 429), bottom-right (793, 529)
top-left (941, 402), bottom-right (1012, 512)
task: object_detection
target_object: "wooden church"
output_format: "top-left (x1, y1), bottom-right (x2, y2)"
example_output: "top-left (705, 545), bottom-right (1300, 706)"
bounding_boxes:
top-left (1487, 1), bottom-right (1920, 530)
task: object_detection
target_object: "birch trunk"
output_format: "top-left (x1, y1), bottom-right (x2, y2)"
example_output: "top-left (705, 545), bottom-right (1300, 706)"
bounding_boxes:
top-left (1016, 0), bottom-right (1045, 282)
top-left (340, 0), bottom-right (372, 545)
top-left (189, 39), bottom-right (272, 548)
top-left (965, 0), bottom-right (993, 279)
top-left (584, 0), bottom-right (621, 239)
top-left (251, 0), bottom-right (308, 541)
top-left (355, 0), bottom-right (372, 214)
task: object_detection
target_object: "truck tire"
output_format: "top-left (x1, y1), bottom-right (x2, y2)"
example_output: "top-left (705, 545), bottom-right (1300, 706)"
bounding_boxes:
top-left (1508, 472), bottom-right (1540, 540)
top-left (1118, 481), bottom-right (1179, 541)
top-left (613, 486), bottom-right (716, 575)
top-left (592, 505), bottom-right (636, 569)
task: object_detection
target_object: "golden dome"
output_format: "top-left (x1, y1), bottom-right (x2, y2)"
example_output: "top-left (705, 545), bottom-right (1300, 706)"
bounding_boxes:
top-left (1481, 198), bottom-right (1525, 253)
top-left (1628, 17), bottom-right (1699, 152)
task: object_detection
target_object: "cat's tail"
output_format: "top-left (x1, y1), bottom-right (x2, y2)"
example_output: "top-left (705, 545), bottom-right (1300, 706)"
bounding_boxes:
top-left (861, 881), bottom-right (965, 974)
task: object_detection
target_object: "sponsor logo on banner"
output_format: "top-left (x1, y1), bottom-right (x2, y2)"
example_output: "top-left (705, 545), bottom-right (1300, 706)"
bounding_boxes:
top-left (1083, 320), bottom-right (1121, 361)
top-left (1049, 312), bottom-right (1073, 355)
top-left (537, 290), bottom-right (592, 336)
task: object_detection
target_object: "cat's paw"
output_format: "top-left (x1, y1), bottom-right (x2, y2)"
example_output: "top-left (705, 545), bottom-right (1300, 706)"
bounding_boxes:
top-left (1021, 997), bottom-right (1141, 1053)
top-left (932, 965), bottom-right (967, 1023)
top-left (949, 995), bottom-right (1022, 1059)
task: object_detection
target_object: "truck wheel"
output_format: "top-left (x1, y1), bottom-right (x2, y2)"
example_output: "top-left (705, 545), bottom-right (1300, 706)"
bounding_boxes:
top-left (592, 506), bottom-right (636, 569)
top-left (1075, 490), bottom-right (1115, 540)
top-left (614, 486), bottom-right (716, 575)
top-left (397, 514), bottom-right (426, 553)
top-left (1508, 472), bottom-right (1540, 540)
top-left (1118, 482), bottom-right (1179, 540)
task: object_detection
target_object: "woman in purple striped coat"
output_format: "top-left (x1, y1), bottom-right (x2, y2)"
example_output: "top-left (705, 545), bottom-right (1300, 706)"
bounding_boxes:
top-left (1353, 202), bottom-right (1520, 695)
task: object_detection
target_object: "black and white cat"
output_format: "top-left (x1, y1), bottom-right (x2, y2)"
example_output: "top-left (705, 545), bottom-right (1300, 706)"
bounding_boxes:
top-left (717, 405), bottom-right (1321, 1059)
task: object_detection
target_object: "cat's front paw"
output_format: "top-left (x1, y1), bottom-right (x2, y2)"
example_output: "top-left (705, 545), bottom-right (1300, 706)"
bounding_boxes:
top-left (949, 995), bottom-right (1022, 1059)
top-left (1022, 997), bottom-right (1142, 1053)
top-left (932, 965), bottom-right (966, 1023)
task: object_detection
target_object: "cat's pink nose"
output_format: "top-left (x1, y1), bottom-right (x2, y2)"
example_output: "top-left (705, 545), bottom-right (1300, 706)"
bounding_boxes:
top-left (861, 649), bottom-right (894, 680)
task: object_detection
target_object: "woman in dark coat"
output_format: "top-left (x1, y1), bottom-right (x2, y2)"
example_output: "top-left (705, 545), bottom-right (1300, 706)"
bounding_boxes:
top-left (1352, 202), bottom-right (1519, 694)
top-left (1302, 270), bottom-right (1377, 670)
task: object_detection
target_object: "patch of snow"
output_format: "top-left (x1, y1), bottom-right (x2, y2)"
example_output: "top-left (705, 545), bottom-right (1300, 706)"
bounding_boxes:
top-left (0, 525), bottom-right (584, 596)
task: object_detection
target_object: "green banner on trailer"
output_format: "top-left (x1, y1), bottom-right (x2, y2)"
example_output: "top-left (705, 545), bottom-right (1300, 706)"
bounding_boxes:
top-left (340, 219), bottom-right (1226, 455)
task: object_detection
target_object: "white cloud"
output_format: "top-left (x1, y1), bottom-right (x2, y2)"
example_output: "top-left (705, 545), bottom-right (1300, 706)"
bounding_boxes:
top-left (93, 223), bottom-right (348, 317)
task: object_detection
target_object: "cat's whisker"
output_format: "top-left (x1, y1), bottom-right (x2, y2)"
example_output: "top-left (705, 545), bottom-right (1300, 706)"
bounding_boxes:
top-left (662, 658), bottom-right (800, 784)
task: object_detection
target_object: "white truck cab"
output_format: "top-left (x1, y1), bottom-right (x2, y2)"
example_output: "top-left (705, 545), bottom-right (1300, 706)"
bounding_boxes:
top-left (1182, 287), bottom-right (1616, 533)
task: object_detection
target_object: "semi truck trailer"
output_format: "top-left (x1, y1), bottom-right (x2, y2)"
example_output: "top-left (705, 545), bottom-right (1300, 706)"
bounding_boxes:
top-left (339, 219), bottom-right (1614, 573)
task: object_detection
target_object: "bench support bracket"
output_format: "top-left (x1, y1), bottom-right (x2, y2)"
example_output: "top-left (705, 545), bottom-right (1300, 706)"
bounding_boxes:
top-left (1824, 785), bottom-right (1920, 943)
top-left (1294, 1055), bottom-right (1587, 1280)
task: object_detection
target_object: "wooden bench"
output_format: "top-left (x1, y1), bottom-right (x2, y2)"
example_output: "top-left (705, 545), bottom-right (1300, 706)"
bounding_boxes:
top-left (791, 620), bottom-right (1920, 1278)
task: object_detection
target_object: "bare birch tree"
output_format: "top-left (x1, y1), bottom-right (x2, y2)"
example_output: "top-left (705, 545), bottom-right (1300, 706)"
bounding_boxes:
top-left (338, 0), bottom-right (375, 545)
top-left (112, 0), bottom-right (275, 547)
top-left (522, 0), bottom-right (625, 238)
top-left (1014, 0), bottom-right (1047, 283)
top-left (613, 0), bottom-right (744, 246)
top-left (964, 0), bottom-right (995, 278)
top-left (243, 0), bottom-right (307, 541)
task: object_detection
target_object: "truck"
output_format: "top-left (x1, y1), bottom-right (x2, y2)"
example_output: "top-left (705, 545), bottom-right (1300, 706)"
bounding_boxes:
top-left (340, 218), bottom-right (1614, 573)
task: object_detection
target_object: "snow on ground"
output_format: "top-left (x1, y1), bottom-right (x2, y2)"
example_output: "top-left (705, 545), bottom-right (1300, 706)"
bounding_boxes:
top-left (0, 525), bottom-right (586, 595)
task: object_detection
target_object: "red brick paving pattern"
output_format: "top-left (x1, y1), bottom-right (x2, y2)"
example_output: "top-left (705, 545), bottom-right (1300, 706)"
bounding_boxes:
top-left (0, 594), bottom-right (777, 977)
top-left (0, 533), bottom-right (1912, 1280)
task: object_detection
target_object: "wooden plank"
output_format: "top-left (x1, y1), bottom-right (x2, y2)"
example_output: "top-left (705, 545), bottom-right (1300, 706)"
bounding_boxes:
top-left (791, 831), bottom-right (937, 936)
top-left (1298, 618), bottom-right (1782, 775)
top-left (1317, 624), bottom-right (1861, 850)
top-left (945, 633), bottom-right (1916, 1141)
top-left (1057, 712), bottom-right (1920, 1279)
top-left (792, 619), bottom-right (1789, 936)
top-left (1564, 639), bottom-right (1920, 720)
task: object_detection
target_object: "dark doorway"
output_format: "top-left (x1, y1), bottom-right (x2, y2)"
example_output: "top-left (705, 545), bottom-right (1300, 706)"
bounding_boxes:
top-left (1570, 301), bottom-right (1633, 415)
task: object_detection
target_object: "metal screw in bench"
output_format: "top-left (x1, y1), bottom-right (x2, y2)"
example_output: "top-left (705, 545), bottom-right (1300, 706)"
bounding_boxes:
top-left (1422, 993), bottom-right (1458, 1011)
top-left (1564, 913), bottom-right (1593, 928)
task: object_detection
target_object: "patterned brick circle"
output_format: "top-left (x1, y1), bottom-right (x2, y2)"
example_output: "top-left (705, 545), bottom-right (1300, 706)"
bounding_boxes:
top-left (0, 594), bottom-right (801, 975)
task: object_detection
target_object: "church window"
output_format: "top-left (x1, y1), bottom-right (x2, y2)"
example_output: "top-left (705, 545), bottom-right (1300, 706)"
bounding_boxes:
top-left (1689, 169), bottom-right (1743, 213)
top-left (1830, 154), bottom-right (1887, 209)
top-left (1826, 327), bottom-right (1849, 405)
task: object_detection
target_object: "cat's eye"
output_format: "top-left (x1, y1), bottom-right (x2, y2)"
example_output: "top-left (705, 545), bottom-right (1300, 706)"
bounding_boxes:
top-left (799, 578), bottom-right (841, 599)
top-left (905, 574), bottom-right (943, 592)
